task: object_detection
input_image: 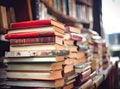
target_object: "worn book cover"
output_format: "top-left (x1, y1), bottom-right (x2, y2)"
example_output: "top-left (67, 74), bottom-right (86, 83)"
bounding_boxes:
top-left (10, 19), bottom-right (65, 30)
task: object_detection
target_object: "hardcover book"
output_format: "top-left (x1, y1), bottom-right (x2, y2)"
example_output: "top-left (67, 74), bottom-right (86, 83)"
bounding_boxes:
top-left (5, 50), bottom-right (69, 58)
top-left (9, 36), bottom-right (63, 45)
top-left (7, 69), bottom-right (63, 80)
top-left (65, 26), bottom-right (81, 34)
top-left (5, 26), bottom-right (64, 39)
top-left (7, 61), bottom-right (64, 71)
top-left (10, 43), bottom-right (66, 51)
top-left (10, 19), bottom-right (65, 30)
top-left (5, 56), bottom-right (65, 63)
top-left (6, 78), bottom-right (65, 88)
top-left (64, 32), bottom-right (83, 41)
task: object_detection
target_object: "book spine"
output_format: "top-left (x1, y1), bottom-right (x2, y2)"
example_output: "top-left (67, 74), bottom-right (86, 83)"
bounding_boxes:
top-left (10, 37), bottom-right (56, 45)
top-left (5, 50), bottom-right (69, 58)
top-left (5, 31), bottom-right (55, 39)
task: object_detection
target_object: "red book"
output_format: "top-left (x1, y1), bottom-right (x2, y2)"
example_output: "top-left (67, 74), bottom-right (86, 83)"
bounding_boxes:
top-left (10, 19), bottom-right (65, 29)
top-left (9, 36), bottom-right (63, 45)
top-left (5, 26), bottom-right (64, 39)
top-left (5, 31), bottom-right (64, 39)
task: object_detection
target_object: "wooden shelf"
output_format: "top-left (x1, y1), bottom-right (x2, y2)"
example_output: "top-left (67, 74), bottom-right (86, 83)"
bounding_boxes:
top-left (76, 0), bottom-right (93, 7)
top-left (41, 0), bottom-right (90, 25)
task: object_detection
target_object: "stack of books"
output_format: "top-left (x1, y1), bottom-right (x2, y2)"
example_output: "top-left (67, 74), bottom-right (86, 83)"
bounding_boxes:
top-left (63, 26), bottom-right (92, 88)
top-left (4, 19), bottom-right (70, 88)
top-left (100, 40), bottom-right (111, 69)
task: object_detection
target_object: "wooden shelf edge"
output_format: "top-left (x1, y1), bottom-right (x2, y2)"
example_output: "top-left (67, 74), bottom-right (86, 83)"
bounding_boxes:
top-left (41, 0), bottom-right (90, 25)
top-left (76, 0), bottom-right (93, 7)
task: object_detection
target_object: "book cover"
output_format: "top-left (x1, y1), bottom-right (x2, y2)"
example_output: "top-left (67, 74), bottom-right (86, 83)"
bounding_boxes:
top-left (10, 19), bottom-right (65, 30)
top-left (9, 36), bottom-right (63, 45)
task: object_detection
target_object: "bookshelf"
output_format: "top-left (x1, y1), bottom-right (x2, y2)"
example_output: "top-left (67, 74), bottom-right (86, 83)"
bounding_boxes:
top-left (0, 0), bottom-right (116, 89)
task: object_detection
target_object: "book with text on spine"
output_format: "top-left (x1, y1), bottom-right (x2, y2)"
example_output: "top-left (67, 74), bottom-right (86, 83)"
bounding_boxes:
top-left (5, 50), bottom-right (69, 58)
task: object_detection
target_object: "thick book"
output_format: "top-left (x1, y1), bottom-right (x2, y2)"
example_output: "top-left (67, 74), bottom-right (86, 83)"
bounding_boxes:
top-left (63, 82), bottom-right (74, 89)
top-left (75, 62), bottom-right (92, 73)
top-left (80, 68), bottom-right (92, 79)
top-left (0, 5), bottom-right (8, 29)
top-left (79, 79), bottom-right (93, 89)
top-left (7, 69), bottom-right (63, 80)
top-left (67, 51), bottom-right (86, 59)
top-left (9, 36), bottom-right (63, 45)
top-left (5, 50), bottom-right (69, 58)
top-left (10, 19), bottom-right (65, 29)
top-left (5, 26), bottom-right (64, 39)
top-left (63, 39), bottom-right (75, 46)
top-left (65, 26), bottom-right (81, 34)
top-left (5, 56), bottom-right (65, 63)
top-left (7, 61), bottom-right (64, 71)
top-left (10, 43), bottom-right (66, 51)
top-left (64, 32), bottom-right (83, 41)
top-left (6, 78), bottom-right (64, 88)
top-left (73, 57), bottom-right (87, 65)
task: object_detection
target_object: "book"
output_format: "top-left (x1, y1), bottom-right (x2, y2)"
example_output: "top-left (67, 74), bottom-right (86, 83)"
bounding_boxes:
top-left (10, 19), bottom-right (65, 29)
top-left (9, 36), bottom-right (63, 45)
top-left (63, 64), bottom-right (74, 74)
top-left (5, 56), bottom-right (65, 63)
top-left (64, 32), bottom-right (83, 41)
top-left (75, 62), bottom-right (91, 73)
top-left (73, 57), bottom-right (87, 65)
top-left (65, 45), bottom-right (78, 52)
top-left (67, 51), bottom-right (86, 59)
top-left (5, 26), bottom-right (65, 39)
top-left (79, 79), bottom-right (93, 89)
top-left (63, 83), bottom-right (74, 89)
top-left (7, 61), bottom-right (64, 71)
top-left (80, 68), bottom-right (92, 79)
top-left (0, 5), bottom-right (8, 29)
top-left (10, 43), bottom-right (66, 51)
top-left (6, 78), bottom-right (64, 88)
top-left (65, 26), bottom-right (81, 34)
top-left (5, 50), bottom-right (69, 58)
top-left (63, 39), bottom-right (75, 46)
top-left (7, 69), bottom-right (63, 80)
